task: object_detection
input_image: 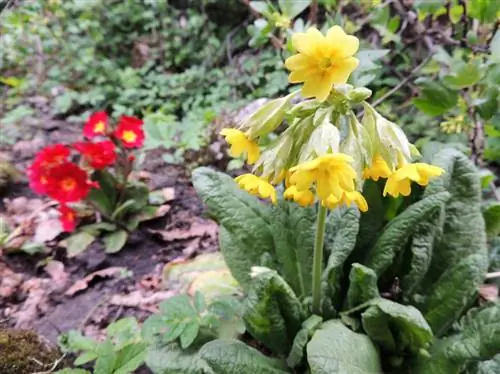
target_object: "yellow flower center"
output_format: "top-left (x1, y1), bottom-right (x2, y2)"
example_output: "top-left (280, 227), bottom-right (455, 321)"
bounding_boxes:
top-left (320, 57), bottom-right (334, 70)
top-left (94, 121), bottom-right (105, 133)
top-left (61, 178), bottom-right (76, 191)
top-left (122, 130), bottom-right (137, 143)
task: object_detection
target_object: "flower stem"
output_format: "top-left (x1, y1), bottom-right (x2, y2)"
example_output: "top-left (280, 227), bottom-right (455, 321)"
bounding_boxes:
top-left (312, 204), bottom-right (327, 315)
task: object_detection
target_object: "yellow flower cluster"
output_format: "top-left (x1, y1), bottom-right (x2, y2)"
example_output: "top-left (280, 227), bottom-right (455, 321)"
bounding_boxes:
top-left (363, 155), bottom-right (445, 198)
top-left (217, 24), bottom-right (446, 212)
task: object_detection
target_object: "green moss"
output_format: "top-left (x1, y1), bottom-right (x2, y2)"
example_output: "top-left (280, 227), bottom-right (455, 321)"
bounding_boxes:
top-left (0, 329), bottom-right (61, 374)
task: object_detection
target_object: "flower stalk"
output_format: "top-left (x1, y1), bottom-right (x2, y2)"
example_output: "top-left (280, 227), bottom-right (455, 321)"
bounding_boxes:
top-left (312, 203), bottom-right (327, 315)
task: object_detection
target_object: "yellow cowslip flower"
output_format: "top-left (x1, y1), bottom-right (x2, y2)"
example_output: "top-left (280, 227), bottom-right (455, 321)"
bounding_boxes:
top-left (289, 153), bottom-right (357, 201)
top-left (285, 26), bottom-right (359, 102)
top-left (284, 186), bottom-right (315, 207)
top-left (322, 190), bottom-right (368, 212)
top-left (363, 154), bottom-right (393, 181)
top-left (383, 163), bottom-right (445, 198)
top-left (235, 174), bottom-right (277, 204)
top-left (220, 128), bottom-right (260, 164)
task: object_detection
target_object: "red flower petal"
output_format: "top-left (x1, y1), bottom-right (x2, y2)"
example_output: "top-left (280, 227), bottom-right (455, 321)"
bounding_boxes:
top-left (45, 162), bottom-right (91, 203)
top-left (59, 204), bottom-right (77, 232)
top-left (114, 115), bottom-right (144, 148)
top-left (74, 140), bottom-right (116, 169)
top-left (83, 111), bottom-right (108, 138)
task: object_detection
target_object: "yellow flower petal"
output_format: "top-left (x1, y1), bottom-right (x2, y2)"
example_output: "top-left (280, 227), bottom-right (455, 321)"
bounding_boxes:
top-left (284, 186), bottom-right (315, 207)
top-left (235, 174), bottom-right (276, 204)
top-left (220, 128), bottom-right (260, 165)
top-left (286, 26), bottom-right (360, 102)
top-left (383, 162), bottom-right (444, 197)
top-left (292, 27), bottom-right (325, 55)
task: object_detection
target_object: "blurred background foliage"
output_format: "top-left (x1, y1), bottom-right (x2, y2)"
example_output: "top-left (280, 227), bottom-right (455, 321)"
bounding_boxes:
top-left (0, 0), bottom-right (499, 166)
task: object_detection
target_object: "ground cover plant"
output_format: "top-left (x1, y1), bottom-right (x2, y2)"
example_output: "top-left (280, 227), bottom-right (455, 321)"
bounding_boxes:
top-left (0, 1), bottom-right (499, 373)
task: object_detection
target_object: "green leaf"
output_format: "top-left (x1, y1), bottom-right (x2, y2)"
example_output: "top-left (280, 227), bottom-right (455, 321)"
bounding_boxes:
top-left (345, 263), bottom-right (379, 310)
top-left (477, 355), bottom-right (500, 373)
top-left (307, 320), bottom-right (383, 374)
top-left (352, 181), bottom-right (385, 259)
top-left (400, 207), bottom-right (444, 296)
top-left (64, 232), bottom-right (96, 257)
top-left (423, 253), bottom-right (488, 336)
top-left (63, 330), bottom-right (97, 352)
top-left (180, 322), bottom-right (200, 349)
top-left (491, 30), bottom-right (500, 62)
top-left (103, 230), bottom-right (128, 254)
top-left (55, 370), bottom-right (92, 374)
top-left (478, 87), bottom-right (498, 120)
top-left (270, 200), bottom-right (315, 297)
top-left (323, 207), bottom-right (360, 306)
top-left (145, 341), bottom-right (212, 374)
top-left (200, 339), bottom-right (289, 374)
top-left (468, 0), bottom-right (500, 23)
top-left (113, 343), bottom-right (147, 374)
top-left (74, 351), bottom-right (98, 366)
top-left (361, 298), bottom-right (433, 354)
top-left (243, 269), bottom-right (303, 355)
top-left (421, 151), bottom-right (489, 335)
top-left (94, 339), bottom-right (117, 374)
top-left (443, 62), bottom-right (482, 89)
top-left (249, 1), bottom-right (271, 15)
top-left (413, 79), bottom-right (459, 116)
top-left (364, 191), bottom-right (450, 276)
top-left (287, 315), bottom-right (323, 368)
top-left (483, 202), bottom-right (500, 239)
top-left (192, 167), bottom-right (274, 289)
top-left (88, 171), bottom-right (118, 215)
top-left (279, 0), bottom-right (309, 19)
top-left (447, 303), bottom-right (500, 362)
top-left (81, 222), bottom-right (117, 236)
top-left (112, 199), bottom-right (138, 220)
top-left (408, 336), bottom-right (463, 374)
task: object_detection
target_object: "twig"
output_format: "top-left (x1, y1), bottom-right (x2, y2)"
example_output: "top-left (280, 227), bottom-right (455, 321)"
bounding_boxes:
top-left (308, 0), bottom-right (318, 25)
top-left (370, 54), bottom-right (433, 108)
top-left (30, 354), bottom-right (66, 374)
top-left (489, 181), bottom-right (500, 201)
top-left (486, 271), bottom-right (500, 280)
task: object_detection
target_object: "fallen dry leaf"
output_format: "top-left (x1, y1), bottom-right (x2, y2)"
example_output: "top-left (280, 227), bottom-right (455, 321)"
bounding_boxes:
top-left (65, 267), bottom-right (126, 296)
top-left (139, 274), bottom-right (161, 290)
top-left (0, 263), bottom-right (23, 299)
top-left (162, 187), bottom-right (176, 202)
top-left (480, 284), bottom-right (498, 302)
top-left (110, 290), bottom-right (174, 312)
top-left (33, 218), bottom-right (63, 243)
top-left (44, 260), bottom-right (69, 291)
top-left (15, 278), bottom-right (50, 328)
top-left (152, 219), bottom-right (217, 242)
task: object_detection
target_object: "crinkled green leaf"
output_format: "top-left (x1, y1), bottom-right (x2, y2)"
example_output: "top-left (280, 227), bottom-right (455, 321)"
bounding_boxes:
top-left (447, 303), bottom-right (500, 362)
top-left (364, 191), bottom-right (450, 276)
top-left (270, 200), bottom-right (315, 298)
top-left (243, 269), bottom-right (303, 355)
top-left (408, 336), bottom-right (463, 374)
top-left (345, 263), bottom-right (379, 310)
top-left (200, 339), bottom-right (289, 374)
top-left (400, 208), bottom-right (444, 296)
top-left (423, 253), bottom-right (488, 336)
top-left (192, 167), bottom-right (274, 289)
top-left (94, 339), bottom-right (117, 374)
top-left (287, 315), bottom-right (323, 368)
top-left (307, 320), bottom-right (383, 374)
top-left (421, 150), bottom-right (489, 335)
top-left (145, 341), bottom-right (212, 374)
top-left (74, 351), bottom-right (98, 366)
top-left (322, 207), bottom-right (360, 307)
top-left (425, 149), bottom-right (488, 283)
top-left (476, 354), bottom-right (500, 373)
top-left (361, 298), bottom-right (433, 354)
